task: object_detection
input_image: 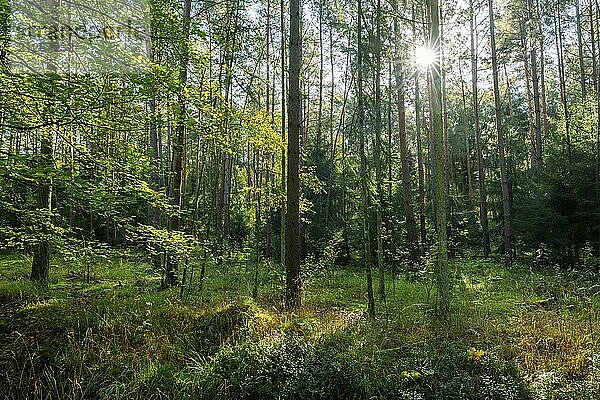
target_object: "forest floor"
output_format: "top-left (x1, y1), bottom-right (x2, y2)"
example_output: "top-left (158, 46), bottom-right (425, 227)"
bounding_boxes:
top-left (1, 253), bottom-right (600, 399)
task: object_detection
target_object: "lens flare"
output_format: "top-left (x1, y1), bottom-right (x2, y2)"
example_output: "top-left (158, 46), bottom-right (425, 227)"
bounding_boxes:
top-left (414, 45), bottom-right (437, 69)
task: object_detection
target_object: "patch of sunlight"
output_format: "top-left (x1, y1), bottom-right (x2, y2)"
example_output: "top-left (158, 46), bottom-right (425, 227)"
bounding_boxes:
top-left (22, 297), bottom-right (61, 311)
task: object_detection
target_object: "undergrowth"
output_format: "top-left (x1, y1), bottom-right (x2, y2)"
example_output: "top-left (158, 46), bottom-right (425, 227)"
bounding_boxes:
top-left (0, 253), bottom-right (599, 399)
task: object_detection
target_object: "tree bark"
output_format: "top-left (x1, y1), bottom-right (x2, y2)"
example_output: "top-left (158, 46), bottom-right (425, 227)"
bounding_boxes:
top-left (413, 6), bottom-right (427, 253)
top-left (394, 6), bottom-right (418, 266)
top-left (576, 0), bottom-right (587, 98)
top-left (555, 5), bottom-right (572, 162)
top-left (285, 0), bottom-right (302, 310)
top-left (488, 0), bottom-right (512, 269)
top-left (280, 0), bottom-right (286, 264)
top-left (32, 0), bottom-right (58, 282)
top-left (359, 0), bottom-right (375, 317)
top-left (527, 0), bottom-right (543, 173)
top-left (165, 0), bottom-right (192, 287)
top-left (375, 0), bottom-right (385, 301)
top-left (429, 0), bottom-right (449, 320)
top-left (470, 0), bottom-right (490, 258)
top-left (31, 132), bottom-right (52, 281)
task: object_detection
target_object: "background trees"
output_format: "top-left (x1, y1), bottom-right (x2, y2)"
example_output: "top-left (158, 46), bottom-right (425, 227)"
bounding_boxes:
top-left (0, 0), bottom-right (599, 304)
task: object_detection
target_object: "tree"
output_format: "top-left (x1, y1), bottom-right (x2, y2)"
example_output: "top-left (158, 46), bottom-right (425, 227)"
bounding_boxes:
top-left (31, 0), bottom-right (60, 282)
top-left (429, 0), bottom-right (449, 320)
top-left (395, 0), bottom-right (419, 266)
top-left (470, 0), bottom-right (490, 258)
top-left (375, 0), bottom-right (385, 301)
top-left (285, 0), bottom-right (301, 310)
top-left (488, 0), bottom-right (512, 268)
top-left (359, 0), bottom-right (375, 318)
top-left (165, 0), bottom-right (193, 287)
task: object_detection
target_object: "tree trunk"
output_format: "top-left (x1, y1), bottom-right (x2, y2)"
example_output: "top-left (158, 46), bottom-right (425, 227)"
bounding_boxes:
top-left (594, 0), bottom-right (600, 252)
top-left (555, 5), bottom-right (572, 161)
top-left (459, 64), bottom-right (474, 205)
top-left (414, 6), bottom-right (427, 253)
top-left (519, 17), bottom-right (536, 170)
top-left (32, 0), bottom-right (58, 282)
top-left (285, 0), bottom-right (301, 310)
top-left (359, 0), bottom-right (375, 317)
top-left (470, 0), bottom-right (490, 258)
top-left (394, 6), bottom-right (418, 266)
top-left (429, 0), bottom-right (449, 320)
top-left (280, 0), bottom-right (286, 264)
top-left (317, 0), bottom-right (323, 156)
top-left (488, 0), bottom-right (512, 269)
top-left (31, 133), bottom-right (52, 281)
top-left (537, 0), bottom-right (549, 142)
top-left (527, 0), bottom-right (543, 173)
top-left (576, 0), bottom-right (587, 98)
top-left (375, 0), bottom-right (385, 301)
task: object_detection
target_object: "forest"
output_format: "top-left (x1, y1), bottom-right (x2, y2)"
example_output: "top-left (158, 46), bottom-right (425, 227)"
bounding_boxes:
top-left (1, 0), bottom-right (600, 397)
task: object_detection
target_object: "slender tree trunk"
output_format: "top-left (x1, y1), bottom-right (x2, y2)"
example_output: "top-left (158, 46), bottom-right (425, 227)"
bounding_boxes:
top-left (519, 17), bottom-right (536, 170)
top-left (488, 0), bottom-right (512, 269)
top-left (394, 5), bottom-right (418, 266)
top-left (146, 28), bottom-right (162, 268)
top-left (414, 6), bottom-right (427, 253)
top-left (375, 0), bottom-right (385, 301)
top-left (317, 0), bottom-right (323, 156)
top-left (528, 0), bottom-right (543, 173)
top-left (342, 117), bottom-right (350, 261)
top-left (416, 74), bottom-right (427, 252)
top-left (576, 0), bottom-right (587, 98)
top-left (265, 0), bottom-right (271, 259)
top-left (359, 0), bottom-right (375, 318)
top-left (460, 63), bottom-right (474, 205)
top-left (592, 0), bottom-right (600, 252)
top-left (429, 0), bottom-right (449, 320)
top-left (326, 53), bottom-right (351, 228)
top-left (555, 5), bottom-right (572, 161)
top-left (166, 0), bottom-right (192, 286)
top-left (31, 0), bottom-right (59, 282)
top-left (285, 0), bottom-right (301, 310)
top-left (280, 0), bottom-right (286, 264)
top-left (537, 0), bottom-right (549, 142)
top-left (440, 3), bottom-right (451, 216)
top-left (32, 132), bottom-right (52, 281)
top-left (387, 60), bottom-right (396, 269)
top-left (325, 24), bottom-right (336, 229)
top-left (470, 0), bottom-right (490, 258)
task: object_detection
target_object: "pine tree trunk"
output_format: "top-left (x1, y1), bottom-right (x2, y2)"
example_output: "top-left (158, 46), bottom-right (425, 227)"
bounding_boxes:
top-left (317, 0), bottom-right (323, 156)
top-left (375, 0), bottom-right (385, 301)
top-left (285, 0), bottom-right (301, 310)
top-left (429, 0), bottom-right (449, 320)
top-left (358, 0), bottom-right (375, 317)
top-left (413, 6), bottom-right (427, 253)
top-left (555, 5), bottom-right (572, 161)
top-left (165, 0), bottom-right (192, 287)
top-left (528, 0), bottom-right (543, 173)
top-left (537, 0), bottom-right (549, 142)
top-left (280, 0), bottom-right (286, 264)
top-left (394, 8), bottom-right (418, 265)
top-left (488, 0), bottom-right (512, 269)
top-left (470, 0), bottom-right (490, 258)
top-left (576, 0), bottom-right (587, 98)
top-left (460, 66), bottom-right (474, 205)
